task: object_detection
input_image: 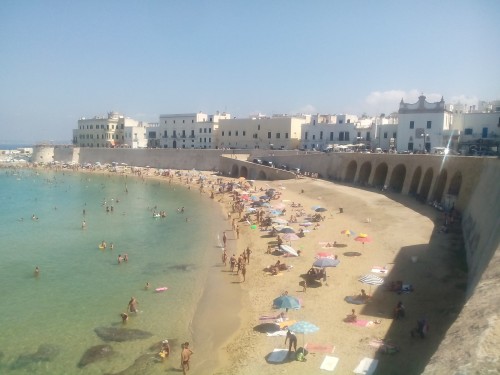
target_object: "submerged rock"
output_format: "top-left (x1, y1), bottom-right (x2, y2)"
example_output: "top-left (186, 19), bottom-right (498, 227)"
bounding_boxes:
top-left (168, 263), bottom-right (195, 272)
top-left (10, 344), bottom-right (59, 369)
top-left (94, 327), bottom-right (153, 342)
top-left (105, 353), bottom-right (158, 375)
top-left (78, 344), bottom-right (114, 368)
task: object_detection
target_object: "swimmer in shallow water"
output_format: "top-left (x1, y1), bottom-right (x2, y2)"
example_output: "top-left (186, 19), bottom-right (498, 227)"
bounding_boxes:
top-left (34, 266), bottom-right (40, 277)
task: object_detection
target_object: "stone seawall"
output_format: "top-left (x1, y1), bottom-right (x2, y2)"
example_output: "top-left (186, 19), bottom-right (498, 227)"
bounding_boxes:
top-left (422, 158), bottom-right (500, 374)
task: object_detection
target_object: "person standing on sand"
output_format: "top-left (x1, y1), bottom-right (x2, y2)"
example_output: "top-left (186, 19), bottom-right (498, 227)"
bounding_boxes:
top-left (181, 342), bottom-right (193, 375)
top-left (246, 246), bottom-right (252, 264)
top-left (241, 264), bottom-right (247, 282)
top-left (222, 249), bottom-right (228, 266)
top-left (222, 231), bottom-right (227, 247)
top-left (285, 330), bottom-right (297, 357)
top-left (236, 225), bottom-right (240, 239)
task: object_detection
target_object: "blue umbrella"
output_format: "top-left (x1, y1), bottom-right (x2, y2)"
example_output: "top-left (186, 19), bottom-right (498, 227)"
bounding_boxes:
top-left (315, 207), bottom-right (328, 212)
top-left (287, 321), bottom-right (319, 348)
top-left (279, 226), bottom-right (295, 233)
top-left (313, 258), bottom-right (340, 268)
top-left (273, 295), bottom-right (301, 310)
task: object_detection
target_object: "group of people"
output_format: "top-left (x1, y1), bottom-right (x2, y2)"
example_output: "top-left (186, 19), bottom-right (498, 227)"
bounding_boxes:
top-left (156, 339), bottom-right (194, 375)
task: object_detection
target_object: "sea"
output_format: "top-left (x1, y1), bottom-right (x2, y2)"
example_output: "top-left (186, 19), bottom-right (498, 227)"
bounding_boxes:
top-left (0, 168), bottom-right (231, 374)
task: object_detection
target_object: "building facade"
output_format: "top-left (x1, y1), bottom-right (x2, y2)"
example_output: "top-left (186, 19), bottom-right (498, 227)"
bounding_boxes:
top-left (217, 114), bottom-right (309, 150)
top-left (397, 95), bottom-right (453, 153)
top-left (73, 112), bottom-right (148, 148)
top-left (149, 112), bottom-right (231, 149)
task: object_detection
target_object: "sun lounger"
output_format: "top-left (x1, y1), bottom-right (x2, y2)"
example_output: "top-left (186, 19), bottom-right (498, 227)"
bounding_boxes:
top-left (267, 348), bottom-right (289, 363)
top-left (266, 330), bottom-right (287, 337)
top-left (304, 343), bottom-right (335, 354)
top-left (353, 357), bottom-right (379, 375)
top-left (371, 266), bottom-right (388, 274)
top-left (320, 355), bottom-right (339, 371)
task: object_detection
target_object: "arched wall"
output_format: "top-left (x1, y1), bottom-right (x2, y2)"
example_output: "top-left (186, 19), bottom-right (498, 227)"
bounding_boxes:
top-left (345, 161), bottom-right (357, 182)
top-left (358, 162), bottom-right (372, 186)
top-left (420, 168), bottom-right (434, 201)
top-left (372, 163), bottom-right (388, 188)
top-left (389, 164), bottom-right (407, 193)
top-left (409, 166), bottom-right (422, 195)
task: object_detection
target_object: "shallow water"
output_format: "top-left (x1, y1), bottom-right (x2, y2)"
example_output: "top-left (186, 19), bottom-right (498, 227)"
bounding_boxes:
top-left (0, 169), bottom-right (227, 374)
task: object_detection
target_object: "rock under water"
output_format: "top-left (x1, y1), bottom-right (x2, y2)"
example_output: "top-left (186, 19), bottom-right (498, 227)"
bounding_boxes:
top-left (105, 353), bottom-right (159, 375)
top-left (94, 327), bottom-right (153, 342)
top-left (78, 344), bottom-right (115, 368)
top-left (10, 344), bottom-right (60, 369)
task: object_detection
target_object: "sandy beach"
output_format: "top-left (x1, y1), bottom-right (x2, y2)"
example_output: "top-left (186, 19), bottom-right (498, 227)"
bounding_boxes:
top-left (20, 164), bottom-right (466, 374)
top-left (203, 175), bottom-right (466, 375)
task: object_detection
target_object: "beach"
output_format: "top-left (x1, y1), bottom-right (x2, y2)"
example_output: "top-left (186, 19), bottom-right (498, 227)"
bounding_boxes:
top-left (5, 164), bottom-right (466, 374)
top-left (204, 175), bottom-right (466, 375)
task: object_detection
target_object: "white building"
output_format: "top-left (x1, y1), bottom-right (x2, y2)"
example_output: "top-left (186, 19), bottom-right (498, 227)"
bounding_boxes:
top-left (217, 114), bottom-right (309, 150)
top-left (151, 112), bottom-right (231, 149)
top-left (397, 95), bottom-right (453, 153)
top-left (73, 112), bottom-right (148, 148)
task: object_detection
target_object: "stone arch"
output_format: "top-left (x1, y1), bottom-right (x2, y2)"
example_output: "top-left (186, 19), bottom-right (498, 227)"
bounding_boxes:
top-left (344, 160), bottom-right (357, 183)
top-left (358, 162), bottom-right (372, 186)
top-left (327, 163), bottom-right (338, 180)
top-left (240, 166), bottom-right (248, 179)
top-left (448, 171), bottom-right (462, 196)
top-left (372, 163), bottom-right (388, 188)
top-left (257, 170), bottom-right (267, 180)
top-left (432, 169), bottom-right (448, 203)
top-left (419, 168), bottom-right (434, 202)
top-left (409, 166), bottom-right (422, 195)
top-left (231, 164), bottom-right (239, 178)
top-left (389, 164), bottom-right (407, 193)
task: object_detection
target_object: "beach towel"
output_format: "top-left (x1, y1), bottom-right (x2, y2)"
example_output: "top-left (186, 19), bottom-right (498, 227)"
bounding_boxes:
top-left (267, 348), bottom-right (288, 363)
top-left (348, 319), bottom-right (375, 327)
top-left (371, 266), bottom-right (389, 274)
top-left (344, 296), bottom-right (367, 305)
top-left (277, 320), bottom-right (296, 330)
top-left (266, 330), bottom-right (287, 337)
top-left (320, 356), bottom-right (339, 371)
top-left (304, 343), bottom-right (335, 354)
top-left (353, 357), bottom-right (379, 375)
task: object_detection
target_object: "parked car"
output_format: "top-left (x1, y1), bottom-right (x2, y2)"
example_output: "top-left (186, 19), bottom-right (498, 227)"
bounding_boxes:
top-left (279, 164), bottom-right (288, 170)
top-left (262, 160), bottom-right (275, 168)
top-left (252, 158), bottom-right (263, 164)
top-left (291, 167), bottom-right (301, 174)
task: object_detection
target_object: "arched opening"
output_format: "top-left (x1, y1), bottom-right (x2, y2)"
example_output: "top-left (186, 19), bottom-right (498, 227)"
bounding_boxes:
top-left (409, 166), bottom-right (422, 195)
top-left (372, 163), bottom-right (388, 188)
top-left (448, 171), bottom-right (462, 196)
top-left (432, 169), bottom-right (448, 203)
top-left (344, 160), bottom-right (357, 183)
top-left (358, 162), bottom-right (372, 186)
top-left (231, 164), bottom-right (239, 178)
top-left (389, 164), bottom-right (406, 193)
top-left (257, 170), bottom-right (267, 180)
top-left (419, 168), bottom-right (434, 202)
top-left (240, 166), bottom-right (248, 179)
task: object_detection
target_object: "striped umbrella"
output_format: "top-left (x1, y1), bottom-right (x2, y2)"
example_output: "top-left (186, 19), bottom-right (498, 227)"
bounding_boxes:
top-left (358, 274), bottom-right (384, 294)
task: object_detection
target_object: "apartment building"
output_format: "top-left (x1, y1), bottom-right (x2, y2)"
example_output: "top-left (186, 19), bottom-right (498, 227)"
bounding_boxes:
top-left (73, 112), bottom-right (148, 148)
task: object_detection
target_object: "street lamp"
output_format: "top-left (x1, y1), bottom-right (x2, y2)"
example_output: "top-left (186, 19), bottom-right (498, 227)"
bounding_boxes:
top-left (425, 134), bottom-right (429, 153)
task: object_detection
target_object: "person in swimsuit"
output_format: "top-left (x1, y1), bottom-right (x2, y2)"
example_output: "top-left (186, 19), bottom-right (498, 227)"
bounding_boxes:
top-left (181, 342), bottom-right (193, 374)
top-left (128, 297), bottom-right (138, 313)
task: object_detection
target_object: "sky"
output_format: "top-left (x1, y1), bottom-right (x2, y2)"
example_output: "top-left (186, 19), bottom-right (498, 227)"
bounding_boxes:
top-left (1, 0), bottom-right (499, 144)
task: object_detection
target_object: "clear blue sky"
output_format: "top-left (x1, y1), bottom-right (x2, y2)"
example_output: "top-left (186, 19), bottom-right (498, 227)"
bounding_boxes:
top-left (1, 0), bottom-right (499, 144)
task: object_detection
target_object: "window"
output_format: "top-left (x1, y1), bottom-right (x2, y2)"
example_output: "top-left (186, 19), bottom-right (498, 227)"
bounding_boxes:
top-left (183, 120), bottom-right (185, 123)
top-left (320, 131), bottom-right (323, 140)
top-left (392, 132), bottom-right (397, 139)
top-left (258, 125), bottom-right (261, 130)
top-left (285, 133), bottom-right (289, 139)
top-left (199, 128), bottom-right (202, 133)
top-left (253, 133), bottom-right (258, 139)
top-left (339, 132), bottom-right (344, 141)
top-left (276, 133), bottom-right (280, 139)
top-left (243, 131), bottom-right (246, 136)
top-left (235, 131), bottom-right (238, 136)
top-left (464, 128), bottom-right (472, 135)
top-left (204, 128), bottom-right (207, 133)
top-left (192, 120), bottom-right (194, 123)
top-left (228, 131), bottom-right (231, 136)
top-left (366, 132), bottom-right (371, 141)
top-left (199, 138), bottom-right (202, 143)
top-left (330, 132), bottom-right (334, 141)
top-left (347, 119), bottom-right (351, 123)
top-left (174, 120), bottom-right (176, 124)
top-left (384, 132), bottom-right (388, 139)
top-left (210, 117), bottom-right (213, 122)
top-left (427, 121), bottom-right (432, 129)
top-left (410, 121), bottom-right (414, 129)
top-left (222, 131), bottom-right (224, 136)
top-left (268, 132), bottom-right (271, 139)
top-left (305, 132), bottom-right (308, 140)
top-left (345, 132), bottom-right (350, 141)
top-left (312, 135), bottom-right (316, 140)
top-left (339, 120), bottom-right (343, 124)
top-left (191, 130), bottom-right (194, 137)
top-left (408, 142), bottom-right (414, 151)
top-left (209, 128), bottom-right (212, 133)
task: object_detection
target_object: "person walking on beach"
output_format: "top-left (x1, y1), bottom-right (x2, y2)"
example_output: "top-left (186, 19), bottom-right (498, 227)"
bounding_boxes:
top-left (236, 225), bottom-right (240, 239)
top-left (229, 254), bottom-right (236, 272)
top-left (246, 246), bottom-right (252, 264)
top-left (222, 232), bottom-right (227, 247)
top-left (285, 330), bottom-right (297, 357)
top-left (181, 342), bottom-right (193, 375)
top-left (241, 264), bottom-right (247, 282)
top-left (222, 249), bottom-right (228, 266)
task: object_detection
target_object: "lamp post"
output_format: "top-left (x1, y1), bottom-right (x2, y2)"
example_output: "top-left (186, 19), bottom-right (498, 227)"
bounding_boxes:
top-left (425, 134), bottom-right (429, 153)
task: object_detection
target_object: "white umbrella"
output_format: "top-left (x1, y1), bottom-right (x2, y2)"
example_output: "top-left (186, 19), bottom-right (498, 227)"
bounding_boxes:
top-left (359, 274), bottom-right (384, 294)
top-left (279, 244), bottom-right (298, 257)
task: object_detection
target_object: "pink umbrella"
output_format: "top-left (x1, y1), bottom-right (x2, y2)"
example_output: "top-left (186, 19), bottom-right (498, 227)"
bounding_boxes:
top-left (283, 233), bottom-right (300, 242)
top-left (355, 235), bottom-right (372, 244)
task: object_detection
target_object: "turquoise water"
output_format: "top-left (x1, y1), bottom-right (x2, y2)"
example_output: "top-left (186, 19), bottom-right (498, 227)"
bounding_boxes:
top-left (0, 169), bottom-right (226, 374)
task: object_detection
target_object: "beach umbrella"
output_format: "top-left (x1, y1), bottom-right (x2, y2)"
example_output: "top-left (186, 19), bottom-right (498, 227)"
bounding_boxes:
top-left (315, 252), bottom-right (335, 259)
top-left (283, 233), bottom-right (300, 242)
top-left (279, 227), bottom-right (295, 234)
top-left (314, 207), bottom-right (328, 212)
top-left (288, 321), bottom-right (319, 348)
top-left (359, 274), bottom-right (384, 294)
top-left (279, 244), bottom-right (298, 257)
top-left (311, 205), bottom-right (322, 210)
top-left (355, 234), bottom-right (372, 244)
top-left (313, 258), bottom-right (340, 268)
top-left (273, 295), bottom-right (301, 310)
top-left (341, 229), bottom-right (356, 237)
top-left (299, 222), bottom-right (313, 227)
